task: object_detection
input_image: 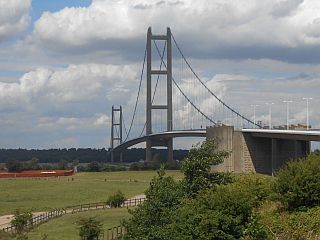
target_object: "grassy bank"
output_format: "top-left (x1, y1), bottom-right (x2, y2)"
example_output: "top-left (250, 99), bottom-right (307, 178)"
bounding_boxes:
top-left (0, 171), bottom-right (182, 215)
top-left (27, 208), bottom-right (130, 240)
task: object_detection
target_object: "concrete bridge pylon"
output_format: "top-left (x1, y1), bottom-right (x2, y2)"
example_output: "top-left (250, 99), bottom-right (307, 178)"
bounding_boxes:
top-left (146, 27), bottom-right (173, 162)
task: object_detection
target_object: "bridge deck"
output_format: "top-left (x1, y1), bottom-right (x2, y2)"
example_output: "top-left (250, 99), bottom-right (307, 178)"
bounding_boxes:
top-left (113, 130), bottom-right (206, 152)
top-left (242, 129), bottom-right (320, 141)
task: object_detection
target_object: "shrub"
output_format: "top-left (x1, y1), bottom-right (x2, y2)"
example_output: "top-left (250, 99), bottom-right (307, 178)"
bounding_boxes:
top-left (77, 217), bottom-right (103, 240)
top-left (11, 209), bottom-right (32, 234)
top-left (124, 167), bottom-right (184, 239)
top-left (107, 190), bottom-right (126, 207)
top-left (166, 180), bottom-right (270, 240)
top-left (275, 154), bottom-right (320, 210)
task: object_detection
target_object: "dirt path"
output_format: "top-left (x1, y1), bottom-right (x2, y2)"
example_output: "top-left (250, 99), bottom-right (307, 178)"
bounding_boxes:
top-left (0, 212), bottom-right (45, 230)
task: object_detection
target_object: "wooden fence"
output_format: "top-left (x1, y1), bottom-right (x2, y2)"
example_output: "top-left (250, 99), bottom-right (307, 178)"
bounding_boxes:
top-left (1, 209), bottom-right (66, 233)
top-left (1, 197), bottom-right (145, 234)
top-left (105, 225), bottom-right (126, 240)
top-left (69, 197), bottom-right (145, 214)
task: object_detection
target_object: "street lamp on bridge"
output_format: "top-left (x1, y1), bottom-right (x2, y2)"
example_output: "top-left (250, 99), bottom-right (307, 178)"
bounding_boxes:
top-left (283, 100), bottom-right (292, 130)
top-left (302, 97), bottom-right (312, 130)
top-left (251, 104), bottom-right (259, 128)
top-left (266, 102), bottom-right (274, 129)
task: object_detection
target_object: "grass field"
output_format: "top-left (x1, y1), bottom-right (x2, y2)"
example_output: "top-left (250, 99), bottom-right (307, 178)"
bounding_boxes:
top-left (27, 208), bottom-right (131, 240)
top-left (0, 171), bottom-right (182, 215)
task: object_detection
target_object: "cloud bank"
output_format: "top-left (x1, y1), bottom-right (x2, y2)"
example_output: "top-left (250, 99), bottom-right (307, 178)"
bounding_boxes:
top-left (0, 0), bottom-right (31, 41)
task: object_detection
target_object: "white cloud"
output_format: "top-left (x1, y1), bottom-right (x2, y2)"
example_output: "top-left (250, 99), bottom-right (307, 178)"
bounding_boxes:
top-left (32, 0), bottom-right (320, 51)
top-left (0, 0), bottom-right (31, 41)
top-left (94, 114), bottom-right (110, 126)
top-left (0, 63), bottom-right (138, 111)
top-left (50, 137), bottom-right (79, 148)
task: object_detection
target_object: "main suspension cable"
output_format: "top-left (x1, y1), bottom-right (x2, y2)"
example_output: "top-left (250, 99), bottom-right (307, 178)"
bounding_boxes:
top-left (171, 33), bottom-right (261, 128)
top-left (123, 41), bottom-right (147, 142)
top-left (153, 41), bottom-right (216, 125)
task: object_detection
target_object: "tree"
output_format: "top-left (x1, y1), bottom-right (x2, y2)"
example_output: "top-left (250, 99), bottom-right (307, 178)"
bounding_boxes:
top-left (11, 209), bottom-right (32, 234)
top-left (106, 190), bottom-right (126, 207)
top-left (57, 159), bottom-right (68, 170)
top-left (5, 159), bottom-right (23, 172)
top-left (275, 154), bottom-right (320, 210)
top-left (78, 217), bottom-right (103, 240)
top-left (87, 161), bottom-right (102, 172)
top-left (181, 140), bottom-right (232, 196)
top-left (124, 167), bottom-right (184, 239)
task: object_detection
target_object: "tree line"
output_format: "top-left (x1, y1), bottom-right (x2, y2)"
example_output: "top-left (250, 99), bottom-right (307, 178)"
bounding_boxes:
top-left (0, 148), bottom-right (188, 163)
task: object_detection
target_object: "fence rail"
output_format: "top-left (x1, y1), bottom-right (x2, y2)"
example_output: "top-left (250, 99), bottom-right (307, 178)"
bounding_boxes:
top-left (1, 209), bottom-right (66, 233)
top-left (1, 197), bottom-right (145, 234)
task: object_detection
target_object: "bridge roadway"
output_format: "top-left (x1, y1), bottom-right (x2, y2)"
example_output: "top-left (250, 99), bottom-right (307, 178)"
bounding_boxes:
top-left (113, 128), bottom-right (320, 152)
top-left (113, 130), bottom-right (206, 152)
top-left (242, 129), bottom-right (320, 141)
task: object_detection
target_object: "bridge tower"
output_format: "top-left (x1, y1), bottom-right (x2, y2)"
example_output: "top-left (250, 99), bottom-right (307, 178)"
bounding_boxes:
top-left (110, 105), bottom-right (123, 162)
top-left (146, 27), bottom-right (173, 162)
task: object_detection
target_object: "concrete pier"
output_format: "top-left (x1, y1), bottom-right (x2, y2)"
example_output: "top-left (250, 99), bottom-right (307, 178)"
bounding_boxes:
top-left (207, 125), bottom-right (311, 175)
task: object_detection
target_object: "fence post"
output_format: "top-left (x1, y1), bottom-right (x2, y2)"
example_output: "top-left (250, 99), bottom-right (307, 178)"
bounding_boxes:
top-left (111, 227), bottom-right (114, 240)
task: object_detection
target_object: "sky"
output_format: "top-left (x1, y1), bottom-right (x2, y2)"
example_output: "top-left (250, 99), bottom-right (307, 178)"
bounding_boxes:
top-left (0, 0), bottom-right (320, 150)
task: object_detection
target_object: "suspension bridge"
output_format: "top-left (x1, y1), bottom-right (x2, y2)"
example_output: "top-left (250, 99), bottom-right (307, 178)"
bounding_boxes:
top-left (110, 27), bottom-right (320, 174)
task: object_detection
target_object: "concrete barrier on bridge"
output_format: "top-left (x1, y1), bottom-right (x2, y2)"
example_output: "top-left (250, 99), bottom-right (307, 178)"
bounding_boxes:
top-left (207, 125), bottom-right (311, 175)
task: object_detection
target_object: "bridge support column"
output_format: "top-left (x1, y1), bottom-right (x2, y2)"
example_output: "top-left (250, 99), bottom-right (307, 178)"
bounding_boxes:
top-left (146, 139), bottom-right (152, 162)
top-left (271, 138), bottom-right (277, 176)
top-left (167, 138), bottom-right (173, 163)
top-left (145, 27), bottom-right (173, 162)
top-left (110, 106), bottom-right (123, 162)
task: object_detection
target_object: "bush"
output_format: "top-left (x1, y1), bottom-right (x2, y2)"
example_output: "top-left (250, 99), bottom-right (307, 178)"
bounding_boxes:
top-left (77, 217), bottom-right (103, 240)
top-left (11, 209), bottom-right (32, 234)
top-left (124, 167), bottom-right (184, 239)
top-left (167, 177), bottom-right (271, 240)
top-left (107, 190), bottom-right (126, 207)
top-left (5, 159), bottom-right (23, 172)
top-left (275, 154), bottom-right (320, 210)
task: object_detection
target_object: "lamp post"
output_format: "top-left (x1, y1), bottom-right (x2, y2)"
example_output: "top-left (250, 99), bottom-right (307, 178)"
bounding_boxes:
top-left (251, 104), bottom-right (259, 128)
top-left (266, 102), bottom-right (274, 129)
top-left (283, 100), bottom-right (292, 130)
top-left (302, 97), bottom-right (312, 130)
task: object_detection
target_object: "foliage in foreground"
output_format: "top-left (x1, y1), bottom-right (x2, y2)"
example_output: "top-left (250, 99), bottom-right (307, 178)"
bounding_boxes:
top-left (77, 217), bottom-right (103, 240)
top-left (260, 201), bottom-right (320, 239)
top-left (275, 153), bottom-right (320, 210)
top-left (124, 140), bottom-right (272, 240)
top-left (181, 140), bottom-right (233, 196)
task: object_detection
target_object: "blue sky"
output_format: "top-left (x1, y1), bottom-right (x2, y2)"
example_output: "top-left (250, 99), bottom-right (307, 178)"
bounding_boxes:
top-left (31, 0), bottom-right (92, 22)
top-left (0, 0), bottom-right (319, 150)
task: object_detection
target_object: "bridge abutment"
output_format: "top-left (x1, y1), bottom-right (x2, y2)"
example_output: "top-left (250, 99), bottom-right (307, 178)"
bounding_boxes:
top-left (207, 125), bottom-right (311, 175)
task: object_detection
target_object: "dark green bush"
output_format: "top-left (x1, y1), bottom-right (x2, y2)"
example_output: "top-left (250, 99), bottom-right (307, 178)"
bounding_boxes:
top-left (165, 179), bottom-right (270, 240)
top-left (77, 217), bottom-right (102, 240)
top-left (107, 190), bottom-right (126, 207)
top-left (124, 167), bottom-right (184, 239)
top-left (11, 209), bottom-right (32, 234)
top-left (275, 154), bottom-right (320, 210)
top-left (124, 141), bottom-right (272, 240)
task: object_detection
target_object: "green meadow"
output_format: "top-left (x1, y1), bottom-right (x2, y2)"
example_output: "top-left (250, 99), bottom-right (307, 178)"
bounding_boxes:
top-left (0, 171), bottom-right (182, 215)
top-left (27, 208), bottom-right (130, 240)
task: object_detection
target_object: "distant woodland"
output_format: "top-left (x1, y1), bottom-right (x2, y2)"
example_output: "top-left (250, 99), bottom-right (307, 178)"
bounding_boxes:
top-left (0, 148), bottom-right (188, 163)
